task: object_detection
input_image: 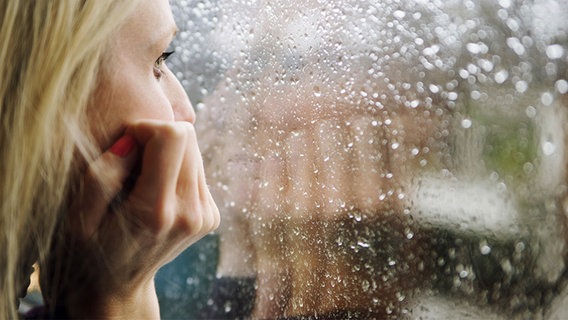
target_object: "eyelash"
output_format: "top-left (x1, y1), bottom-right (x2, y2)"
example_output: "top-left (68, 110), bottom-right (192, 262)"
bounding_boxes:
top-left (153, 50), bottom-right (175, 80)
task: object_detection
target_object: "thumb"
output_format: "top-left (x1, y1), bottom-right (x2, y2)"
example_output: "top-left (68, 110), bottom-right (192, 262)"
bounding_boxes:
top-left (69, 135), bottom-right (139, 240)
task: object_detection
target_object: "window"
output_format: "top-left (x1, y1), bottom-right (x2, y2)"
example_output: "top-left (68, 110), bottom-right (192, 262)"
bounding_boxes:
top-left (157, 0), bottom-right (568, 318)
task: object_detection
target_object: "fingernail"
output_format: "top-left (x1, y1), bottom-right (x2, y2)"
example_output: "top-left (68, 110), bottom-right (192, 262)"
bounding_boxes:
top-left (109, 135), bottom-right (136, 157)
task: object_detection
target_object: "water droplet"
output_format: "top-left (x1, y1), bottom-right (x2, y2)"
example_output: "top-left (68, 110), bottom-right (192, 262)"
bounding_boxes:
top-left (541, 92), bottom-right (554, 106)
top-left (523, 162), bottom-right (534, 174)
top-left (546, 44), bottom-right (565, 59)
top-left (313, 85), bottom-right (321, 97)
top-left (525, 105), bottom-right (537, 118)
top-left (507, 37), bottom-right (525, 55)
top-left (466, 43), bottom-right (482, 54)
top-left (495, 70), bottom-right (509, 84)
top-left (498, 0), bottom-right (511, 8)
top-left (422, 44), bottom-right (440, 56)
top-left (515, 81), bottom-right (528, 93)
top-left (361, 280), bottom-right (370, 292)
top-left (542, 141), bottom-right (556, 155)
top-left (556, 79), bottom-right (568, 94)
top-left (461, 118), bottom-right (472, 129)
top-left (393, 10), bottom-right (405, 19)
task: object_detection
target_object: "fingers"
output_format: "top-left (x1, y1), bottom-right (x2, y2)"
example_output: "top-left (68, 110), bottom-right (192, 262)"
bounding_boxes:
top-left (125, 120), bottom-right (219, 239)
top-left (126, 120), bottom-right (187, 212)
top-left (68, 135), bottom-right (139, 240)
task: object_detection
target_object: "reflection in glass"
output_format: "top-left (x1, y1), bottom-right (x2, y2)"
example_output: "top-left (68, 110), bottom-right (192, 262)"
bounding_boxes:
top-left (161, 0), bottom-right (568, 319)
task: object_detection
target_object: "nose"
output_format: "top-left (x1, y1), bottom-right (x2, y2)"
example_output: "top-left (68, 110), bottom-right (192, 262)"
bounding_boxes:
top-left (165, 69), bottom-right (196, 123)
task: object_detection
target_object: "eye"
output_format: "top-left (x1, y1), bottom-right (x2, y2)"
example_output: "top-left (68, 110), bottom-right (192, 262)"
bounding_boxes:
top-left (153, 50), bottom-right (175, 80)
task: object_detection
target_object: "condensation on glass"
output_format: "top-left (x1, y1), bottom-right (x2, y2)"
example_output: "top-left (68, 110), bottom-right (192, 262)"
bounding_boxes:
top-left (158, 0), bottom-right (568, 319)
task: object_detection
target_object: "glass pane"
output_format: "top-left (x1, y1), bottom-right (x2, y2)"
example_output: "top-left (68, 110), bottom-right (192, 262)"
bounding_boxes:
top-left (159, 0), bottom-right (568, 319)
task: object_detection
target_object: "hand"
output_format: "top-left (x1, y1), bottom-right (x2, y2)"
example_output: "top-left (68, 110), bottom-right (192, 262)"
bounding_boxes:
top-left (43, 120), bottom-right (219, 319)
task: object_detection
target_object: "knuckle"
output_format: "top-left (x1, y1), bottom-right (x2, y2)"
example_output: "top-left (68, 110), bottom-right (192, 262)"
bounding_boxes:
top-left (136, 198), bottom-right (176, 235)
top-left (158, 122), bottom-right (187, 141)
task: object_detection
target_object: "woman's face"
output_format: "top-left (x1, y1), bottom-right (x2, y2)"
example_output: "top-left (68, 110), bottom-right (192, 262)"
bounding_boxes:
top-left (91, 0), bottom-right (194, 148)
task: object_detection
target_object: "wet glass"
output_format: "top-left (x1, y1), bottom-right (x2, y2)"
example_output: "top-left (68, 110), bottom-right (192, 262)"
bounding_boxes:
top-left (158, 0), bottom-right (568, 319)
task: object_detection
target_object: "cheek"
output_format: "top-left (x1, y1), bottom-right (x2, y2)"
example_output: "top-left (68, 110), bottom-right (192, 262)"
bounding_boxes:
top-left (89, 76), bottom-right (175, 149)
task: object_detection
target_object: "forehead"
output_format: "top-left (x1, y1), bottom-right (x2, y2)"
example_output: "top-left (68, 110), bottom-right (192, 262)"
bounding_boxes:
top-left (118, 0), bottom-right (176, 47)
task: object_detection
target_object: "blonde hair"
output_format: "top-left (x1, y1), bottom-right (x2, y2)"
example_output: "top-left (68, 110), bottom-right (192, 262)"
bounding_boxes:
top-left (0, 1), bottom-right (140, 318)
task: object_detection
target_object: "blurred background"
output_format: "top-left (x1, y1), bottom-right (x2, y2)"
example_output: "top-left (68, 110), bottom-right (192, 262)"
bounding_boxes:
top-left (148, 0), bottom-right (566, 319)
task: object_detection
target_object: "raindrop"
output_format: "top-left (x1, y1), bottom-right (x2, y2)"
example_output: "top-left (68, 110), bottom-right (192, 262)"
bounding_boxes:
top-left (471, 90), bottom-right (481, 100)
top-left (479, 241), bottom-right (492, 255)
top-left (461, 118), bottom-right (472, 129)
top-left (313, 85), bottom-right (322, 97)
top-left (546, 44), bottom-right (565, 59)
top-left (506, 18), bottom-right (519, 32)
top-left (555, 79), bottom-right (568, 94)
top-left (478, 59), bottom-right (494, 72)
top-left (506, 37), bottom-right (525, 55)
top-left (429, 84), bottom-right (440, 93)
top-left (523, 162), bottom-right (534, 174)
top-left (466, 43), bottom-right (481, 54)
top-left (497, 9), bottom-right (508, 20)
top-left (362, 280), bottom-right (371, 292)
top-left (422, 44), bottom-right (440, 56)
top-left (393, 10), bottom-right (405, 19)
top-left (495, 70), bottom-right (509, 84)
top-left (515, 81), bottom-right (528, 93)
top-left (498, 0), bottom-right (511, 8)
top-left (542, 141), bottom-right (556, 155)
top-left (525, 105), bottom-right (537, 118)
top-left (541, 92), bottom-right (554, 106)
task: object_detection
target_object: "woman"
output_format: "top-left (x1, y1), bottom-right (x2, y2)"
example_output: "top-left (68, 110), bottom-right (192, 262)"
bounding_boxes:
top-left (0, 1), bottom-right (219, 318)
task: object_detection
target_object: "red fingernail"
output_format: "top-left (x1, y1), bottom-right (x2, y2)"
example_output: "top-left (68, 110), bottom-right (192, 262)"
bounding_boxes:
top-left (109, 135), bottom-right (136, 157)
